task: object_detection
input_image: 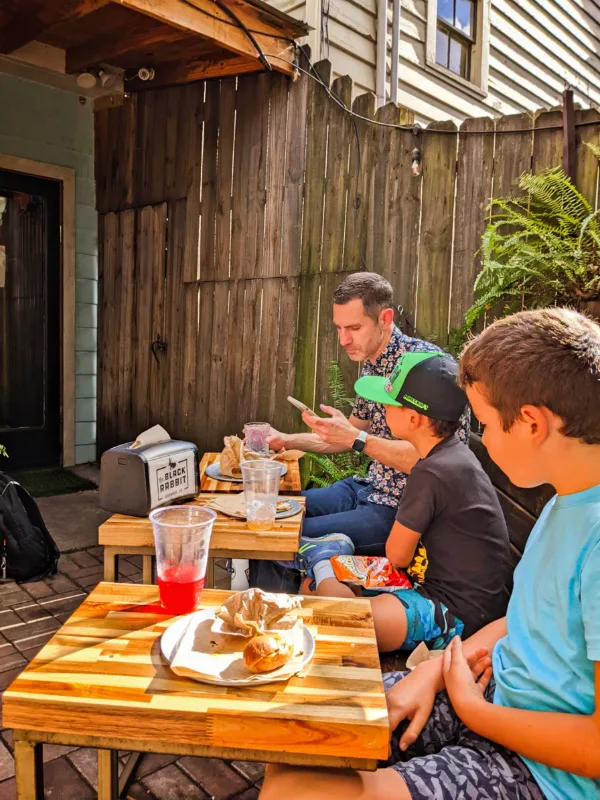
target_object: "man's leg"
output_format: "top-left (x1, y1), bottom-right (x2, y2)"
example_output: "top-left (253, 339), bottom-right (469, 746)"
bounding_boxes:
top-left (260, 764), bottom-right (409, 800)
top-left (303, 478), bottom-right (363, 518)
top-left (303, 501), bottom-right (396, 554)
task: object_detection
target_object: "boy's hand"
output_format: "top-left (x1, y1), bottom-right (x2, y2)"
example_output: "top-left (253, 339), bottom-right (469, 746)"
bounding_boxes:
top-left (443, 636), bottom-right (493, 721)
top-left (387, 647), bottom-right (492, 751)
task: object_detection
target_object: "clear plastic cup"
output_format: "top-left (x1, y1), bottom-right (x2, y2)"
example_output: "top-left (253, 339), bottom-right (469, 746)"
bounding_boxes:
top-left (240, 459), bottom-right (283, 531)
top-left (243, 422), bottom-right (272, 456)
top-left (149, 505), bottom-right (217, 615)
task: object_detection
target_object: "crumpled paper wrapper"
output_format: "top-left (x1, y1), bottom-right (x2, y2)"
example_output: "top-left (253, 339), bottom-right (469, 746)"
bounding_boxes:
top-left (405, 641), bottom-right (445, 670)
top-left (214, 588), bottom-right (303, 637)
top-left (169, 610), bottom-right (305, 683)
top-left (219, 435), bottom-right (304, 478)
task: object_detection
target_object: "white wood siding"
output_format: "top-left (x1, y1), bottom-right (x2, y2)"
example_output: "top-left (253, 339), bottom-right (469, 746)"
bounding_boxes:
top-left (269, 0), bottom-right (600, 123)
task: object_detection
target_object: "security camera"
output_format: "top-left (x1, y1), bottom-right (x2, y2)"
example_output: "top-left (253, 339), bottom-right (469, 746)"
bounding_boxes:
top-left (137, 67), bottom-right (155, 82)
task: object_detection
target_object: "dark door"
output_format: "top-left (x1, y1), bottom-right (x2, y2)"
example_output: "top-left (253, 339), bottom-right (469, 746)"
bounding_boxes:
top-left (0, 170), bottom-right (61, 470)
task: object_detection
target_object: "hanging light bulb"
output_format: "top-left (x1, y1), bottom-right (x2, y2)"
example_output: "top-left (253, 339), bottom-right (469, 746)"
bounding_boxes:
top-left (411, 147), bottom-right (422, 177)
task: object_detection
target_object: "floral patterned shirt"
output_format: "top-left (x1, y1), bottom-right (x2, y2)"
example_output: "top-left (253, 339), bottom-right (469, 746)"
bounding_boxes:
top-left (352, 326), bottom-right (470, 509)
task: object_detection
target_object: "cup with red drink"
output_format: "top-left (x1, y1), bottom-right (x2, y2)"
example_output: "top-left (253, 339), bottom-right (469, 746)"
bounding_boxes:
top-left (149, 505), bottom-right (217, 615)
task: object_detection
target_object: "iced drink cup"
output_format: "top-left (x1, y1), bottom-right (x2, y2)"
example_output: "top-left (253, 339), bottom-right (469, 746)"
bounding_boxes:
top-left (243, 422), bottom-right (271, 456)
top-left (240, 459), bottom-right (282, 531)
top-left (149, 505), bottom-right (217, 614)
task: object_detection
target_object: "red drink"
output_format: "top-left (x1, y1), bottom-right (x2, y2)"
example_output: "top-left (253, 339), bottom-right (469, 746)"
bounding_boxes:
top-left (157, 565), bottom-right (205, 614)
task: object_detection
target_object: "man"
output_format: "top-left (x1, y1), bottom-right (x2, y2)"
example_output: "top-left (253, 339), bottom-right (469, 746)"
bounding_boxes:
top-left (250, 272), bottom-right (469, 592)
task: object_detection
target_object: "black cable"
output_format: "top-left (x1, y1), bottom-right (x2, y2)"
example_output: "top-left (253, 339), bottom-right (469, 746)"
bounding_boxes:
top-left (181, 0), bottom-right (274, 70)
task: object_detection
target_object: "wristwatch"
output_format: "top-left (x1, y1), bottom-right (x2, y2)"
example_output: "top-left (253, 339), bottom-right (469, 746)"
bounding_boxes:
top-left (352, 430), bottom-right (368, 453)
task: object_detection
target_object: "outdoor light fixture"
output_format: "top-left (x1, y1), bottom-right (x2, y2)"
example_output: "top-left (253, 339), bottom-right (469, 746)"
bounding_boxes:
top-left (76, 71), bottom-right (97, 89)
top-left (411, 147), bottom-right (422, 177)
top-left (99, 70), bottom-right (118, 90)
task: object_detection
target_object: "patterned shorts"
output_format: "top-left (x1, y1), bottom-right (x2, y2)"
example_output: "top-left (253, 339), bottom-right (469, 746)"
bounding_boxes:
top-left (363, 587), bottom-right (464, 650)
top-left (383, 672), bottom-right (545, 799)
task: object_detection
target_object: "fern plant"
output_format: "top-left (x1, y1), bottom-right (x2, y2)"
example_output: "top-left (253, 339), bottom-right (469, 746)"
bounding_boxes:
top-left (305, 361), bottom-right (371, 489)
top-left (463, 165), bottom-right (600, 331)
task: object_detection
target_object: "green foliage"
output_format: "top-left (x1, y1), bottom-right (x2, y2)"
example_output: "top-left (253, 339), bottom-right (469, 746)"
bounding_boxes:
top-left (305, 361), bottom-right (371, 489)
top-left (462, 166), bottom-right (600, 332)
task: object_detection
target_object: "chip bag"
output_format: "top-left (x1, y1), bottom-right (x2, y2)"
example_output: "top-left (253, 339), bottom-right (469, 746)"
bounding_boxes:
top-left (331, 555), bottom-right (412, 592)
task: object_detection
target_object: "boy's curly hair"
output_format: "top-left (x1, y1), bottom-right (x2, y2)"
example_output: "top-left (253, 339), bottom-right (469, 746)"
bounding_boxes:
top-left (459, 307), bottom-right (600, 445)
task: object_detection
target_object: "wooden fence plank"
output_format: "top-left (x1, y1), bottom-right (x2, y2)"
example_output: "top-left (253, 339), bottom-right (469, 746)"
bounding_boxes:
top-left (183, 84), bottom-right (203, 282)
top-left (97, 212), bottom-right (118, 455)
top-left (230, 74), bottom-right (269, 279)
top-left (294, 274), bottom-right (320, 409)
top-left (225, 279), bottom-right (246, 436)
top-left (193, 280), bottom-right (215, 452)
top-left (301, 59), bottom-right (332, 275)
top-left (207, 281), bottom-right (230, 450)
top-left (148, 204), bottom-right (168, 429)
top-left (575, 108), bottom-right (600, 209)
top-left (494, 113), bottom-right (534, 198)
top-left (164, 198), bottom-right (188, 437)
top-left (450, 117), bottom-right (495, 332)
top-left (116, 210), bottom-right (135, 444)
top-left (181, 282), bottom-right (200, 441)
top-left (273, 276), bottom-right (300, 433)
top-left (200, 80), bottom-right (219, 281)
top-left (215, 79), bottom-right (236, 282)
top-left (282, 52), bottom-right (309, 278)
top-left (315, 273), bottom-right (341, 409)
top-left (343, 92), bottom-right (375, 272)
top-left (240, 279), bottom-right (263, 421)
top-left (321, 76), bottom-right (352, 274)
top-left (415, 120), bottom-right (457, 345)
top-left (148, 89), bottom-right (168, 206)
top-left (257, 278), bottom-right (282, 423)
top-left (532, 109), bottom-right (563, 173)
top-left (263, 74), bottom-right (289, 277)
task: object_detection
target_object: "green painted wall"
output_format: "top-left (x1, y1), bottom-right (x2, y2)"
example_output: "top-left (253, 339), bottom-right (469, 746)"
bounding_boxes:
top-left (0, 72), bottom-right (97, 464)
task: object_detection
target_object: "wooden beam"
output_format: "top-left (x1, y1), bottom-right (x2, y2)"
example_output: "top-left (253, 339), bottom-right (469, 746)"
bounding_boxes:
top-left (127, 53), bottom-right (264, 88)
top-left (66, 19), bottom-right (185, 72)
top-left (109, 0), bottom-right (296, 75)
top-left (0, 0), bottom-right (109, 54)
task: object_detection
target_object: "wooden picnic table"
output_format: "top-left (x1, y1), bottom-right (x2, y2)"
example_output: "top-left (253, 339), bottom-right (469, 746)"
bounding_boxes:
top-left (99, 493), bottom-right (305, 584)
top-left (4, 583), bottom-right (390, 799)
top-left (200, 452), bottom-right (303, 494)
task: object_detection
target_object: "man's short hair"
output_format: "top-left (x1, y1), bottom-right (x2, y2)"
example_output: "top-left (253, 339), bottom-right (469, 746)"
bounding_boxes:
top-left (333, 272), bottom-right (394, 322)
top-left (459, 307), bottom-right (600, 444)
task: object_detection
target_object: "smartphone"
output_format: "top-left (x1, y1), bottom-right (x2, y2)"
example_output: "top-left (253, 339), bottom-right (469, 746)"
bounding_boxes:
top-left (287, 396), bottom-right (317, 415)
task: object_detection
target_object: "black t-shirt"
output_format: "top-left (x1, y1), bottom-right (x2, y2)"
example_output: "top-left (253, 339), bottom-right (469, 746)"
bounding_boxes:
top-left (395, 434), bottom-right (510, 636)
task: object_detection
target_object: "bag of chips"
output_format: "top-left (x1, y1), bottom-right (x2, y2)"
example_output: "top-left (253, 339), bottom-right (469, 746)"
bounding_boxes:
top-left (331, 555), bottom-right (412, 592)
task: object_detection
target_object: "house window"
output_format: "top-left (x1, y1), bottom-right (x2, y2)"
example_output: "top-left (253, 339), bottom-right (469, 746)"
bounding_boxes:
top-left (435, 0), bottom-right (476, 81)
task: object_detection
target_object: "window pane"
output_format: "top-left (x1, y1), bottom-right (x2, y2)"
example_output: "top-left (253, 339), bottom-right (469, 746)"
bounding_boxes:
top-left (455, 0), bottom-right (473, 36)
top-left (436, 28), bottom-right (449, 68)
top-left (438, 0), bottom-right (454, 25)
top-left (449, 37), bottom-right (469, 78)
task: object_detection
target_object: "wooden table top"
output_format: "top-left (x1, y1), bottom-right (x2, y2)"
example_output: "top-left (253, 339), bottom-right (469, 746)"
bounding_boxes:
top-left (201, 452), bottom-right (302, 495)
top-left (99, 494), bottom-right (305, 561)
top-left (3, 584), bottom-right (389, 770)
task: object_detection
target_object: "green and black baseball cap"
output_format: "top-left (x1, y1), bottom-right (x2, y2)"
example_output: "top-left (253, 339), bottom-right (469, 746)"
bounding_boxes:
top-left (354, 352), bottom-right (467, 422)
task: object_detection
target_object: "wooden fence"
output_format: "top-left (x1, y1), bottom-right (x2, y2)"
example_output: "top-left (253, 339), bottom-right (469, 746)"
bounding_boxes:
top-left (95, 59), bottom-right (600, 456)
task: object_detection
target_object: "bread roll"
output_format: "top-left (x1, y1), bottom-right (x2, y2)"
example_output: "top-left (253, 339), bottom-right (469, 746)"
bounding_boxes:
top-left (243, 633), bottom-right (294, 674)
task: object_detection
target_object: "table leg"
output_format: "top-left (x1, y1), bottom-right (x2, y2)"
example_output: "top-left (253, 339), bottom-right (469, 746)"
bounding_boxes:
top-left (206, 557), bottom-right (215, 588)
top-left (104, 548), bottom-right (117, 583)
top-left (118, 752), bottom-right (143, 797)
top-left (142, 555), bottom-right (153, 584)
top-left (98, 749), bottom-right (119, 800)
top-left (14, 737), bottom-right (43, 799)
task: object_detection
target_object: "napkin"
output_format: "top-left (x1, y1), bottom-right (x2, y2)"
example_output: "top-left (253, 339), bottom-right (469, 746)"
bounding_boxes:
top-left (205, 493), bottom-right (299, 519)
top-left (169, 610), bottom-right (305, 683)
top-left (131, 424), bottom-right (170, 449)
top-left (405, 641), bottom-right (444, 670)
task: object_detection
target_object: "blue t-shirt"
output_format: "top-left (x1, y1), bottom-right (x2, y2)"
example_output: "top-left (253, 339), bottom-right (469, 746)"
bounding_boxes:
top-left (493, 484), bottom-right (600, 800)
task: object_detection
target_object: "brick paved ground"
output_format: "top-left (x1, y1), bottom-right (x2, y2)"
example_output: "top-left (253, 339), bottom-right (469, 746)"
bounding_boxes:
top-left (0, 548), bottom-right (265, 799)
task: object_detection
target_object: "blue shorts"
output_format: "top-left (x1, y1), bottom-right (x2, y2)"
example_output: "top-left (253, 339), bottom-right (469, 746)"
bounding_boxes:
top-left (362, 586), bottom-right (464, 650)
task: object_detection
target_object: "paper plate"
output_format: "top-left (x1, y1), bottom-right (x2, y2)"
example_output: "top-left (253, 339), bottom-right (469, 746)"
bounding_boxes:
top-left (160, 609), bottom-right (315, 686)
top-left (205, 461), bottom-right (288, 483)
top-left (215, 498), bottom-right (303, 521)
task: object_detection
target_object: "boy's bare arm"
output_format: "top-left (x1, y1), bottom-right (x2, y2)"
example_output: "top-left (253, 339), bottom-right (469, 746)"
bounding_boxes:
top-left (385, 521), bottom-right (421, 567)
top-left (445, 641), bottom-right (600, 779)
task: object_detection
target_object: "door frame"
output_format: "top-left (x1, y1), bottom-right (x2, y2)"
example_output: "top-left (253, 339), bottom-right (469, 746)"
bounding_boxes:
top-left (0, 154), bottom-right (76, 466)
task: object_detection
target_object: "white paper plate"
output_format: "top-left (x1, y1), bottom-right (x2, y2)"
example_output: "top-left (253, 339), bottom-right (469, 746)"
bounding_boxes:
top-left (205, 461), bottom-right (288, 483)
top-left (160, 609), bottom-right (315, 686)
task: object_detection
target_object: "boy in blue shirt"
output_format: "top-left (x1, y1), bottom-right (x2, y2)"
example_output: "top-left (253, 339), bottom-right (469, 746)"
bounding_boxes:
top-left (259, 307), bottom-right (600, 799)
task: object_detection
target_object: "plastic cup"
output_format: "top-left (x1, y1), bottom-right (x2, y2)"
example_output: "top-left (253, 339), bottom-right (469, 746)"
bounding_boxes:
top-left (240, 459), bottom-right (282, 532)
top-left (244, 422), bottom-right (272, 456)
top-left (149, 505), bottom-right (217, 614)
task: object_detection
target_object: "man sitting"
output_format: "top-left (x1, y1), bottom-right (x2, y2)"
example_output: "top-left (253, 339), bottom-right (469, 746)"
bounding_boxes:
top-left (295, 351), bottom-right (510, 653)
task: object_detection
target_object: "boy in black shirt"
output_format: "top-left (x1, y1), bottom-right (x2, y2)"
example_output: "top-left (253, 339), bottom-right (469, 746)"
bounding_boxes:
top-left (295, 351), bottom-right (510, 652)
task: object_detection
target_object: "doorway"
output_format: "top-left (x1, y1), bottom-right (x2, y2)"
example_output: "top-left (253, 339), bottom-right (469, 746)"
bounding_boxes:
top-left (0, 169), bottom-right (61, 470)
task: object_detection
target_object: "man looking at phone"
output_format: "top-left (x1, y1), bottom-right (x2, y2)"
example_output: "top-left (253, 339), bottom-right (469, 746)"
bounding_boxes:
top-left (250, 271), bottom-right (469, 592)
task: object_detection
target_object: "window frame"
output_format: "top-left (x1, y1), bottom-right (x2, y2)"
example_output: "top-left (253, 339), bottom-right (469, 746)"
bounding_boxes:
top-left (426, 0), bottom-right (489, 96)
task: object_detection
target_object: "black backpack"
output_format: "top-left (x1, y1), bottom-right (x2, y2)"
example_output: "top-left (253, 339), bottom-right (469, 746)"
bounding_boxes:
top-left (0, 472), bottom-right (60, 582)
